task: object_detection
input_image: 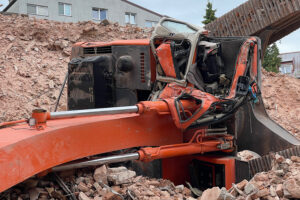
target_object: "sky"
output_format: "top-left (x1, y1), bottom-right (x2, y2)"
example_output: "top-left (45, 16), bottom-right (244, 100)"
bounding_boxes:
top-left (0, 0), bottom-right (299, 53)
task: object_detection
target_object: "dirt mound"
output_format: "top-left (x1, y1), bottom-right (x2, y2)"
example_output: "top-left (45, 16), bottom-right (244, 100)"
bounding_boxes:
top-left (261, 69), bottom-right (300, 138)
top-left (0, 14), bottom-right (151, 122)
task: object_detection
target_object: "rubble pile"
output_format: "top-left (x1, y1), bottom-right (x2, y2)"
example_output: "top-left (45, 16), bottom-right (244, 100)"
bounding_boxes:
top-left (4, 154), bottom-right (300, 200)
top-left (3, 165), bottom-right (194, 200)
top-left (0, 14), bottom-right (151, 122)
top-left (200, 154), bottom-right (300, 200)
top-left (261, 69), bottom-right (300, 138)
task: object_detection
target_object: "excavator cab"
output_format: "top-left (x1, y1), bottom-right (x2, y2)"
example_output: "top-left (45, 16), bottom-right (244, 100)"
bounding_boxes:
top-left (150, 18), bottom-right (255, 100)
top-left (150, 18), bottom-right (202, 85)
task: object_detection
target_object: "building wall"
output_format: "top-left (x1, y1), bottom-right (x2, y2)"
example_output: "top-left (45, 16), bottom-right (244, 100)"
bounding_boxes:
top-left (5, 0), bottom-right (161, 27)
top-left (279, 52), bottom-right (300, 78)
top-left (6, 0), bottom-right (20, 13)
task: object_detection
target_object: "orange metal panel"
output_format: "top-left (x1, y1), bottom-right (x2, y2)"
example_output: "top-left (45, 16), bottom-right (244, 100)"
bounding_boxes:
top-left (196, 156), bottom-right (236, 190)
top-left (162, 156), bottom-right (193, 186)
top-left (156, 43), bottom-right (177, 78)
top-left (227, 38), bottom-right (257, 99)
top-left (0, 113), bottom-right (182, 192)
top-left (251, 44), bottom-right (258, 80)
top-left (162, 155), bottom-right (236, 189)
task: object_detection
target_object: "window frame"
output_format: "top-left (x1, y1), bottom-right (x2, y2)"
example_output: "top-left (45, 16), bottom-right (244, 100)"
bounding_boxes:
top-left (92, 7), bottom-right (108, 21)
top-left (279, 61), bottom-right (294, 74)
top-left (27, 4), bottom-right (49, 16)
top-left (58, 2), bottom-right (72, 17)
top-left (125, 12), bottom-right (136, 25)
top-left (145, 20), bottom-right (157, 28)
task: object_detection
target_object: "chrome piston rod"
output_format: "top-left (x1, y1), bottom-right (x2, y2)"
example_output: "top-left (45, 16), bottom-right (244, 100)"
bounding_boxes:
top-left (52, 153), bottom-right (140, 172)
top-left (50, 105), bottom-right (139, 119)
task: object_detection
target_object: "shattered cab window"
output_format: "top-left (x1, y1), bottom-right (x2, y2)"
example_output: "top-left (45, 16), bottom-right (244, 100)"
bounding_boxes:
top-left (162, 20), bottom-right (197, 34)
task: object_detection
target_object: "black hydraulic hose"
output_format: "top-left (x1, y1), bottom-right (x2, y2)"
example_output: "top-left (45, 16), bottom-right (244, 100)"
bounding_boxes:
top-left (54, 72), bottom-right (68, 112)
top-left (188, 96), bottom-right (248, 129)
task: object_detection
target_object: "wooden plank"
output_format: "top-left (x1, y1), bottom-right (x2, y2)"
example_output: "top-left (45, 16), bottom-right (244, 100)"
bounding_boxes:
top-left (206, 0), bottom-right (300, 44)
top-left (244, 2), bottom-right (256, 33)
top-left (233, 9), bottom-right (245, 36)
top-left (256, 0), bottom-right (268, 27)
top-left (265, 0), bottom-right (277, 23)
top-left (277, 0), bottom-right (289, 17)
top-left (285, 0), bottom-right (295, 13)
top-left (249, 0), bottom-right (263, 31)
top-left (223, 14), bottom-right (233, 36)
top-left (293, 0), bottom-right (300, 11)
top-left (216, 18), bottom-right (223, 36)
top-left (270, 0), bottom-right (281, 21)
top-left (219, 16), bottom-right (229, 36)
top-left (241, 2), bottom-right (252, 35)
top-left (229, 10), bottom-right (240, 36)
top-left (260, 0), bottom-right (273, 24)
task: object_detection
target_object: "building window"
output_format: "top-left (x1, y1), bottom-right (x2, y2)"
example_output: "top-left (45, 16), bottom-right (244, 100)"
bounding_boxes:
top-left (59, 3), bottom-right (71, 16)
top-left (27, 4), bottom-right (48, 16)
top-left (92, 8), bottom-right (107, 20)
top-left (279, 62), bottom-right (293, 74)
top-left (125, 12), bottom-right (136, 24)
top-left (145, 20), bottom-right (157, 28)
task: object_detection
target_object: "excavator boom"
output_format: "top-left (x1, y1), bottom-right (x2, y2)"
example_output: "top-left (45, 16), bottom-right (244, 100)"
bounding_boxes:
top-left (0, 99), bottom-right (234, 192)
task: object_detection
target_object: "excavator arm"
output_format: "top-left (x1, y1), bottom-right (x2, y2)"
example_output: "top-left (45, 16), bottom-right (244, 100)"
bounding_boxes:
top-left (0, 98), bottom-right (235, 192)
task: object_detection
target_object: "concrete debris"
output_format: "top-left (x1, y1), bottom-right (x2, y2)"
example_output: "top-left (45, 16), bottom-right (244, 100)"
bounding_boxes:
top-left (244, 182), bottom-right (257, 195)
top-left (237, 150), bottom-right (260, 161)
top-left (199, 186), bottom-right (234, 200)
top-left (283, 179), bottom-right (300, 199)
top-left (79, 192), bottom-right (91, 200)
top-left (5, 165), bottom-right (193, 199)
top-left (236, 179), bottom-right (248, 190)
top-left (107, 168), bottom-right (136, 185)
top-left (202, 154), bottom-right (300, 200)
top-left (94, 165), bottom-right (109, 185)
top-left (4, 155), bottom-right (300, 200)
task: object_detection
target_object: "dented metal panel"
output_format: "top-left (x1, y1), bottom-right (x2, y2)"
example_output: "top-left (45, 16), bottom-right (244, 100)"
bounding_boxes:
top-left (113, 45), bottom-right (152, 90)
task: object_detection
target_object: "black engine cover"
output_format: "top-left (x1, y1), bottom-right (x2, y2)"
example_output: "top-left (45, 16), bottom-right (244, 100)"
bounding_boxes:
top-left (68, 55), bottom-right (115, 110)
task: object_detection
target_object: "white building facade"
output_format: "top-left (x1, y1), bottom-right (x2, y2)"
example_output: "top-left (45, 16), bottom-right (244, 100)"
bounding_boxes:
top-left (279, 52), bottom-right (300, 78)
top-left (4, 0), bottom-right (162, 27)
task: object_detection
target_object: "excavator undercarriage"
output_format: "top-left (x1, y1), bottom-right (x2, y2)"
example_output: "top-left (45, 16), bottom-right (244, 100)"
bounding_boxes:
top-left (0, 17), bottom-right (299, 194)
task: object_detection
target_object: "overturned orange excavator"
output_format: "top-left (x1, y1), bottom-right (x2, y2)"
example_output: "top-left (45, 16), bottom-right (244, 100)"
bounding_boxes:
top-left (0, 18), bottom-right (299, 193)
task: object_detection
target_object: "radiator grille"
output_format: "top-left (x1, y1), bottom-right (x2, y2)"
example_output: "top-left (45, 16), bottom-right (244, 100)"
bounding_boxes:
top-left (83, 46), bottom-right (112, 54)
top-left (140, 52), bottom-right (145, 83)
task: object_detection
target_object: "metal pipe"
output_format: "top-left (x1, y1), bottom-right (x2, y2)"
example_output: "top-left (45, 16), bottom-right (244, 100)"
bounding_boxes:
top-left (52, 153), bottom-right (140, 171)
top-left (206, 127), bottom-right (227, 132)
top-left (54, 72), bottom-right (68, 112)
top-left (50, 106), bottom-right (139, 119)
top-left (206, 132), bottom-right (228, 136)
